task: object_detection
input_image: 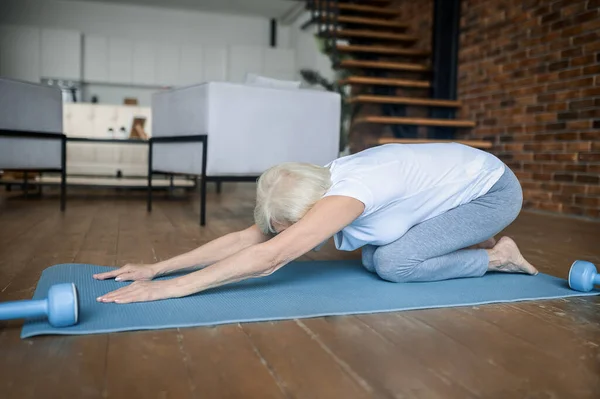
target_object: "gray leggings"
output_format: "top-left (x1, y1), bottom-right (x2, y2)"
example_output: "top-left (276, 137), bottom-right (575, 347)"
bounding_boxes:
top-left (362, 166), bottom-right (523, 282)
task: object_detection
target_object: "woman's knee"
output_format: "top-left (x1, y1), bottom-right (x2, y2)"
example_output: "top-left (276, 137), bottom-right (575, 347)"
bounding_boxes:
top-left (372, 248), bottom-right (420, 283)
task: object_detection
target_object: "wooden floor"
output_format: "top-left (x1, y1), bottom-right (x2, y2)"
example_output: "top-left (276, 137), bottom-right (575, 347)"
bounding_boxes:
top-left (0, 184), bottom-right (599, 398)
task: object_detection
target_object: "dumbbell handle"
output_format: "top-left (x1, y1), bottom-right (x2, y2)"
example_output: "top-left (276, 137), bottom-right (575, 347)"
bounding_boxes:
top-left (0, 299), bottom-right (47, 321)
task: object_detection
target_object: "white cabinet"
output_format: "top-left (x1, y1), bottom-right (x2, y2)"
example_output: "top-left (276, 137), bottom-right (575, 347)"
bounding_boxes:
top-left (228, 45), bottom-right (264, 82)
top-left (178, 44), bottom-right (203, 86)
top-left (92, 105), bottom-right (118, 137)
top-left (132, 41), bottom-right (155, 85)
top-left (83, 36), bottom-right (109, 82)
top-left (108, 38), bottom-right (133, 84)
top-left (63, 103), bottom-right (94, 137)
top-left (203, 46), bottom-right (228, 82)
top-left (0, 25), bottom-right (40, 82)
top-left (41, 29), bottom-right (82, 80)
top-left (155, 43), bottom-right (179, 86)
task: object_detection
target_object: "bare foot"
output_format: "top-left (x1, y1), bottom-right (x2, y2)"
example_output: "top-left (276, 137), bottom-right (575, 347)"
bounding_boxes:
top-left (470, 237), bottom-right (496, 250)
top-left (487, 237), bottom-right (538, 275)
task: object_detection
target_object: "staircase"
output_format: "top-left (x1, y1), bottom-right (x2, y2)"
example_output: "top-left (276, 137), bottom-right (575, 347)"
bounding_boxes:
top-left (300, 0), bottom-right (490, 151)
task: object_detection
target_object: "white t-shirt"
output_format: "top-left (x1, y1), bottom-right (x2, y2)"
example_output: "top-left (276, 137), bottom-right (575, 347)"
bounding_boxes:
top-left (322, 143), bottom-right (506, 251)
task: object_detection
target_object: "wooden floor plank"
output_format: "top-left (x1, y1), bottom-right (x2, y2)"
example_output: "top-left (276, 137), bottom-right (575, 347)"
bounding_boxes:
top-left (103, 202), bottom-right (194, 399)
top-left (241, 320), bottom-right (373, 399)
top-left (410, 308), bottom-right (600, 397)
top-left (0, 200), bottom-right (108, 399)
top-left (356, 312), bottom-right (526, 397)
top-left (299, 317), bottom-right (475, 398)
top-left (104, 330), bottom-right (194, 399)
top-left (178, 325), bottom-right (286, 399)
top-left (456, 304), bottom-right (600, 379)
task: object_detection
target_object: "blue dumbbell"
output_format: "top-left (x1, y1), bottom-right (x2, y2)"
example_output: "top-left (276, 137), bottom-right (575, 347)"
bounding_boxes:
top-left (568, 260), bottom-right (600, 292)
top-left (0, 283), bottom-right (79, 327)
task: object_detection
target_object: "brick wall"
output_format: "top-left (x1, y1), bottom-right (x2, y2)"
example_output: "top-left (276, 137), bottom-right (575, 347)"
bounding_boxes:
top-left (392, 0), bottom-right (600, 218)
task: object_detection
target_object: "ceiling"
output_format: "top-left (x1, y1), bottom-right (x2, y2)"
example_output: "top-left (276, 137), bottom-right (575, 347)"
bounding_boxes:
top-left (63, 0), bottom-right (302, 19)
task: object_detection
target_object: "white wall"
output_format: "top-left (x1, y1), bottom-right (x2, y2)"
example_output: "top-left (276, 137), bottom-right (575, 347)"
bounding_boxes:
top-left (0, 0), bottom-right (303, 106)
top-left (0, 0), bottom-right (274, 47)
top-left (289, 12), bottom-right (335, 84)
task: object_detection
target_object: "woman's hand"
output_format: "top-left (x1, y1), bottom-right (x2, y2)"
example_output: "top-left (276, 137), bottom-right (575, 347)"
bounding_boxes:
top-left (96, 280), bottom-right (180, 304)
top-left (93, 263), bottom-right (159, 282)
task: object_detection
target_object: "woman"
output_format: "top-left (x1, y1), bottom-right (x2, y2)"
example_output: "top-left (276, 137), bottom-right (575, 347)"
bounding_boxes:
top-left (95, 143), bottom-right (537, 304)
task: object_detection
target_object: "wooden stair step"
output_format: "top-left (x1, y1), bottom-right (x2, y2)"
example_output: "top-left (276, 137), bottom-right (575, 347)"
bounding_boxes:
top-left (321, 29), bottom-right (417, 42)
top-left (339, 59), bottom-right (429, 72)
top-left (377, 138), bottom-right (492, 149)
top-left (336, 44), bottom-right (429, 57)
top-left (339, 76), bottom-right (430, 88)
top-left (311, 2), bottom-right (401, 17)
top-left (354, 116), bottom-right (476, 128)
top-left (349, 95), bottom-right (461, 107)
top-left (319, 15), bottom-right (408, 29)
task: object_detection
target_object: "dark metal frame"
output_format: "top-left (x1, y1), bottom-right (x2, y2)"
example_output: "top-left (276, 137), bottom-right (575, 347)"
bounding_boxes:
top-left (429, 0), bottom-right (461, 140)
top-left (147, 135), bottom-right (208, 225)
top-left (0, 129), bottom-right (66, 211)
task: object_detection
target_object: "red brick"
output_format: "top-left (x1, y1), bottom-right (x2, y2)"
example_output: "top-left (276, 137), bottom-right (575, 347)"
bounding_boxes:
top-left (588, 184), bottom-right (600, 195)
top-left (555, 173), bottom-right (576, 182)
top-left (576, 174), bottom-right (600, 184)
top-left (561, 24), bottom-right (584, 38)
top-left (558, 111), bottom-right (579, 120)
top-left (533, 153), bottom-right (553, 161)
top-left (558, 68), bottom-right (583, 79)
top-left (538, 202), bottom-right (563, 212)
top-left (536, 113), bottom-right (557, 122)
top-left (581, 87), bottom-right (600, 97)
top-left (565, 142), bottom-right (593, 152)
top-left (574, 9), bottom-right (599, 23)
top-left (548, 60), bottom-right (570, 71)
top-left (583, 65), bottom-right (600, 76)
top-left (541, 182), bottom-right (561, 191)
top-left (573, 32), bottom-right (599, 46)
top-left (547, 102), bottom-right (568, 111)
top-left (581, 131), bottom-right (600, 140)
top-left (579, 109), bottom-right (600, 119)
top-left (555, 90), bottom-right (584, 101)
top-left (552, 193), bottom-right (575, 204)
top-left (533, 172), bottom-right (553, 181)
top-left (524, 190), bottom-right (552, 201)
top-left (555, 132), bottom-right (580, 140)
top-left (569, 99), bottom-right (595, 110)
top-left (553, 153), bottom-right (579, 162)
top-left (571, 55), bottom-right (596, 66)
top-left (561, 184), bottom-right (588, 195)
top-left (565, 164), bottom-right (588, 172)
top-left (561, 47), bottom-right (583, 58)
top-left (575, 196), bottom-right (600, 207)
top-left (524, 143), bottom-right (564, 151)
top-left (578, 153), bottom-right (600, 162)
top-left (545, 122), bottom-right (567, 131)
top-left (521, 181), bottom-right (542, 190)
top-left (513, 153), bottom-right (535, 161)
top-left (567, 120), bottom-right (592, 130)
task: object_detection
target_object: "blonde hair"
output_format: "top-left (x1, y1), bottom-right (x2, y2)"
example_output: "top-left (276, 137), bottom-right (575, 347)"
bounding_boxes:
top-left (254, 162), bottom-right (332, 234)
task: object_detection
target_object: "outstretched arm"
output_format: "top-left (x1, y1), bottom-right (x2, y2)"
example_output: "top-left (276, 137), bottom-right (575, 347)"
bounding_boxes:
top-left (93, 224), bottom-right (269, 281)
top-left (97, 195), bottom-right (364, 303)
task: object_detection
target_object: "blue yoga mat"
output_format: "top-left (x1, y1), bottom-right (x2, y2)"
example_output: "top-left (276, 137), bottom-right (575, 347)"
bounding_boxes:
top-left (21, 261), bottom-right (599, 338)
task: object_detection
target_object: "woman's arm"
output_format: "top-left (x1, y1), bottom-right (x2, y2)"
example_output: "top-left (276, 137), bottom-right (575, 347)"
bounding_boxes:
top-left (94, 224), bottom-right (269, 281)
top-left (97, 196), bottom-right (364, 303)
